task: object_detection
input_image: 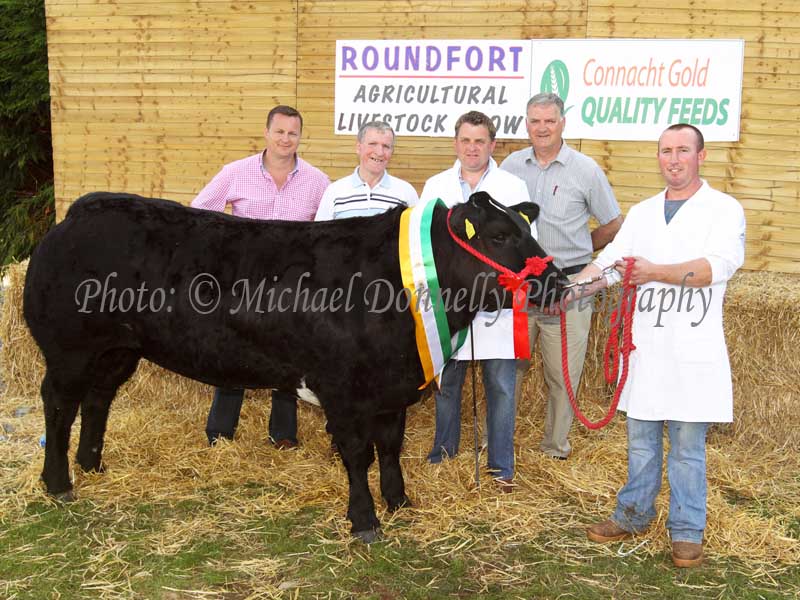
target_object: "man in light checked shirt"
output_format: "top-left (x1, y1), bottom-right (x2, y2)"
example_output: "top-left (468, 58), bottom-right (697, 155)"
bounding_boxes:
top-left (500, 93), bottom-right (623, 461)
top-left (191, 105), bottom-right (330, 449)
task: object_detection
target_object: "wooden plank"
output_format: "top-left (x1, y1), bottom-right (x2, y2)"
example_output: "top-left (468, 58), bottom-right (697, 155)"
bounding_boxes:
top-left (742, 88), bottom-right (799, 106)
top-left (742, 72), bottom-right (800, 89)
top-left (50, 57), bottom-right (296, 72)
top-left (46, 0), bottom-right (290, 4)
top-left (741, 118), bottom-right (800, 137)
top-left (49, 82), bottom-right (296, 98)
top-left (300, 0), bottom-right (589, 12)
top-left (738, 210), bottom-right (800, 228)
top-left (588, 0), bottom-right (796, 12)
top-left (46, 1), bottom-right (294, 17)
top-left (297, 26), bottom-right (588, 42)
top-left (742, 104), bottom-right (800, 123)
top-left (585, 143), bottom-right (800, 171)
top-left (46, 29), bottom-right (296, 44)
top-left (46, 15), bottom-right (298, 31)
top-left (580, 157), bottom-right (800, 183)
top-left (52, 121), bottom-right (274, 137)
top-left (746, 241), bottom-right (800, 261)
top-left (295, 41), bottom-right (800, 62)
top-left (52, 96), bottom-right (286, 111)
top-left (744, 57), bottom-right (799, 76)
top-left (743, 41), bottom-right (800, 61)
top-left (587, 7), bottom-right (800, 28)
top-left (757, 229), bottom-right (800, 243)
top-left (585, 22), bottom-right (800, 44)
top-left (51, 71), bottom-right (297, 84)
top-left (48, 41), bottom-right (295, 58)
top-left (743, 258), bottom-right (800, 274)
top-left (51, 108), bottom-right (290, 124)
top-left (744, 44), bottom-right (800, 62)
top-left (606, 172), bottom-right (800, 198)
top-left (299, 11), bottom-right (583, 28)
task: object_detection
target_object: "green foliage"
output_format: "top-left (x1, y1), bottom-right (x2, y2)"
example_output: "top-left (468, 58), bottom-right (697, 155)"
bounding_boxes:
top-left (0, 183), bottom-right (54, 264)
top-left (0, 0), bottom-right (54, 266)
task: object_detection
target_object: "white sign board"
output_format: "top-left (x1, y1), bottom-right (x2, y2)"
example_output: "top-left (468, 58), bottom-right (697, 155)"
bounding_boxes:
top-left (334, 39), bottom-right (744, 142)
top-left (334, 40), bottom-right (532, 139)
top-left (532, 39), bottom-right (744, 141)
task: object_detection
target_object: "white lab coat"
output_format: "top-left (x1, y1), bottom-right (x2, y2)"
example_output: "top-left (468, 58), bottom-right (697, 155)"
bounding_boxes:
top-left (421, 159), bottom-right (535, 360)
top-left (594, 181), bottom-right (746, 422)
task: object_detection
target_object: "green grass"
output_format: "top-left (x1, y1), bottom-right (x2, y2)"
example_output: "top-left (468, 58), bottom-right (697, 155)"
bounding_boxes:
top-left (2, 492), bottom-right (799, 599)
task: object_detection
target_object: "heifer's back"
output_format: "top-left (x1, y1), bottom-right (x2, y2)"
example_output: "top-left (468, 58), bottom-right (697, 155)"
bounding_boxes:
top-left (24, 192), bottom-right (421, 410)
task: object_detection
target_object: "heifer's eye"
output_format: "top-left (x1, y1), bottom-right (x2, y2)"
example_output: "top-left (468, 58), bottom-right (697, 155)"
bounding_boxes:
top-left (491, 233), bottom-right (508, 245)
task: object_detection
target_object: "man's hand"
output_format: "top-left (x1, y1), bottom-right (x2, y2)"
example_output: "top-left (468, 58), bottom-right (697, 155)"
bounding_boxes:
top-left (539, 274), bottom-right (607, 316)
top-left (614, 256), bottom-right (657, 285)
top-left (615, 256), bottom-right (712, 287)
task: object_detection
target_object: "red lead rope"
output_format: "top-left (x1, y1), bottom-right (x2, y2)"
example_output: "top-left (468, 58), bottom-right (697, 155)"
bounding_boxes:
top-left (560, 257), bottom-right (637, 430)
top-left (445, 208), bottom-right (554, 360)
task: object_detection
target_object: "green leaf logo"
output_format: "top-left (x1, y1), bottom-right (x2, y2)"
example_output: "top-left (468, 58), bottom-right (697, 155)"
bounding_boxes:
top-left (540, 60), bottom-right (569, 104)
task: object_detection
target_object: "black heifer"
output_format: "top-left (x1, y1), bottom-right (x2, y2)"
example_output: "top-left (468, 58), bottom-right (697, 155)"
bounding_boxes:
top-left (23, 191), bottom-right (565, 541)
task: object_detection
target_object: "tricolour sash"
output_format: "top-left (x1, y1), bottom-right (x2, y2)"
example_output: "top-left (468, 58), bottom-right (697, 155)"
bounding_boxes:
top-left (398, 199), bottom-right (467, 388)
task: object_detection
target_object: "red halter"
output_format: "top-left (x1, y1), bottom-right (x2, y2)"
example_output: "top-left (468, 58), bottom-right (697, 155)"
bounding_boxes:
top-left (446, 207), bottom-right (555, 359)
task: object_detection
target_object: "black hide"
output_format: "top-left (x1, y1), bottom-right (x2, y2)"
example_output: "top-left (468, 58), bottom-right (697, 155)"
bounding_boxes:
top-left (23, 191), bottom-right (564, 539)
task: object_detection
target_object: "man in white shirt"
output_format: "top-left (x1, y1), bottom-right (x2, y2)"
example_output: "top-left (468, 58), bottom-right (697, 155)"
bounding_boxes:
top-left (422, 111), bottom-right (535, 491)
top-left (315, 121), bottom-right (418, 221)
top-left (577, 124), bottom-right (746, 568)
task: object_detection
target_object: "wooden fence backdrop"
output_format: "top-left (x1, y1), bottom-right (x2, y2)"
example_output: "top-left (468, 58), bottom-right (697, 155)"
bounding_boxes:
top-left (45, 0), bottom-right (800, 273)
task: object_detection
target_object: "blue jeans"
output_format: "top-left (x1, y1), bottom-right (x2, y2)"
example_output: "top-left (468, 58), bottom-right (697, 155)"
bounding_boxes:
top-left (427, 359), bottom-right (517, 480)
top-left (612, 417), bottom-right (709, 544)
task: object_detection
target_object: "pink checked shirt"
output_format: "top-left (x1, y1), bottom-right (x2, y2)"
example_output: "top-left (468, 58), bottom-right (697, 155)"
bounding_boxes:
top-left (191, 151), bottom-right (330, 221)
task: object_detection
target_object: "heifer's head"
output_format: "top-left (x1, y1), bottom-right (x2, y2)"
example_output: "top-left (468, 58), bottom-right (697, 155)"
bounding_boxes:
top-left (441, 191), bottom-right (567, 315)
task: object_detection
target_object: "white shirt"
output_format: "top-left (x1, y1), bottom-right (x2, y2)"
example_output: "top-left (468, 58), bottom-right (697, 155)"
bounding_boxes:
top-left (315, 168), bottom-right (418, 221)
top-left (421, 159), bottom-right (535, 360)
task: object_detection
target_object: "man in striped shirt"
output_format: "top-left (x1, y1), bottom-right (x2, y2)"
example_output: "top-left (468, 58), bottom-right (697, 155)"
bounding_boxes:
top-left (501, 93), bottom-right (623, 461)
top-left (314, 120), bottom-right (418, 221)
top-left (192, 105), bottom-right (330, 448)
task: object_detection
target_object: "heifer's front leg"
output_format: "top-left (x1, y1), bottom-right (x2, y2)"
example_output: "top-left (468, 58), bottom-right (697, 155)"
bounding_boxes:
top-left (336, 434), bottom-right (381, 542)
top-left (40, 372), bottom-right (82, 500)
top-left (374, 409), bottom-right (412, 512)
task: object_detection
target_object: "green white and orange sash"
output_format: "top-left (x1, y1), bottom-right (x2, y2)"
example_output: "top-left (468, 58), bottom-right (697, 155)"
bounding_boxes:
top-left (398, 199), bottom-right (467, 388)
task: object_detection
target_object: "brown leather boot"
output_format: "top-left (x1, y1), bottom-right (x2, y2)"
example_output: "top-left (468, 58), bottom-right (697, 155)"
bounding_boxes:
top-left (672, 541), bottom-right (703, 568)
top-left (493, 478), bottom-right (515, 494)
top-left (586, 519), bottom-right (633, 543)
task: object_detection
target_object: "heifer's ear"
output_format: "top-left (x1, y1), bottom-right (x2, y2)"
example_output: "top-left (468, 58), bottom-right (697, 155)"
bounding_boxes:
top-left (510, 202), bottom-right (540, 225)
top-left (468, 191), bottom-right (494, 208)
top-left (469, 191), bottom-right (508, 215)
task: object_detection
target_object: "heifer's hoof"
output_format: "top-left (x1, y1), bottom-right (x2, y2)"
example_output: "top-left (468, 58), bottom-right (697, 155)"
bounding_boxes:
top-left (53, 489), bottom-right (77, 503)
top-left (352, 527), bottom-right (383, 544)
top-left (77, 461), bottom-right (105, 474)
top-left (387, 494), bottom-right (413, 513)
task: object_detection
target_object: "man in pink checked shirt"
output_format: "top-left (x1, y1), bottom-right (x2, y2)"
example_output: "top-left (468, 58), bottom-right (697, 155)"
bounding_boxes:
top-left (191, 105), bottom-right (330, 449)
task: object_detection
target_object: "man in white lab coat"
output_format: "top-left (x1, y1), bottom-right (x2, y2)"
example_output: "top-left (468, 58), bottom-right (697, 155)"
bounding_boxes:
top-left (577, 124), bottom-right (746, 567)
top-left (422, 111), bottom-right (534, 491)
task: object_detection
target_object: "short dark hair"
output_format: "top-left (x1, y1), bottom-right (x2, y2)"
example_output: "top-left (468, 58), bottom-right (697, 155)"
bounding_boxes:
top-left (454, 110), bottom-right (496, 141)
top-left (663, 123), bottom-right (704, 151)
top-left (266, 105), bottom-right (303, 131)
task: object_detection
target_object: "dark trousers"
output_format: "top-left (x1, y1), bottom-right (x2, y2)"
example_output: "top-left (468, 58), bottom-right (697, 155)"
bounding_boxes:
top-left (205, 387), bottom-right (298, 444)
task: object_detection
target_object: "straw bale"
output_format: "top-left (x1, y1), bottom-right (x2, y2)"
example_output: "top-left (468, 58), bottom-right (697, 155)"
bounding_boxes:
top-left (2, 262), bottom-right (799, 587)
top-left (0, 260), bottom-right (44, 399)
